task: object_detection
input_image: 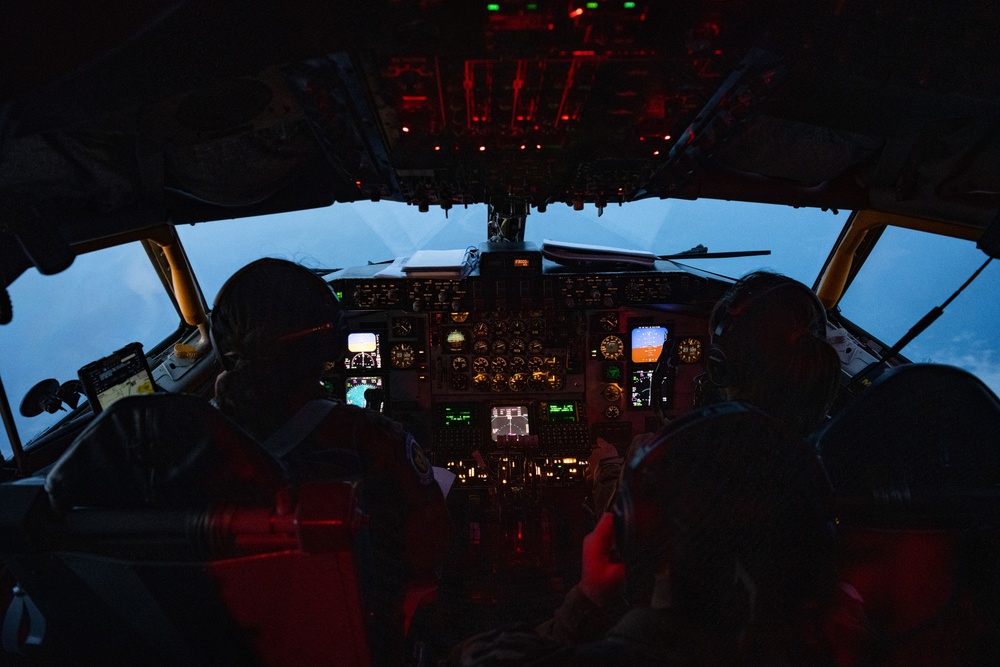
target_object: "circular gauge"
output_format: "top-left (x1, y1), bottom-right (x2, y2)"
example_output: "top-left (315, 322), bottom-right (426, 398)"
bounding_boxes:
top-left (529, 372), bottom-right (548, 391)
top-left (472, 373), bottom-right (490, 391)
top-left (605, 405), bottom-right (621, 420)
top-left (599, 312), bottom-right (619, 331)
top-left (491, 357), bottom-right (508, 373)
top-left (451, 374), bottom-right (469, 390)
top-left (473, 339), bottom-right (490, 355)
top-left (390, 343), bottom-right (416, 369)
top-left (491, 373), bottom-right (507, 392)
top-left (603, 363), bottom-right (623, 382)
top-left (599, 335), bottom-right (625, 360)
top-left (508, 372), bottom-right (527, 392)
top-left (452, 356), bottom-right (468, 371)
top-left (473, 321), bottom-right (490, 337)
top-left (451, 312), bottom-right (470, 323)
top-left (528, 355), bottom-right (545, 371)
top-left (509, 356), bottom-right (526, 371)
top-left (445, 329), bottom-right (467, 353)
top-left (508, 319), bottom-right (526, 337)
top-left (509, 338), bottom-right (527, 355)
top-left (603, 384), bottom-right (622, 401)
top-left (350, 352), bottom-right (377, 369)
top-left (472, 356), bottom-right (491, 373)
top-left (677, 337), bottom-right (703, 364)
top-left (528, 339), bottom-right (544, 354)
top-left (529, 319), bottom-right (545, 336)
top-left (491, 339), bottom-right (508, 355)
top-left (493, 320), bottom-right (509, 337)
top-left (547, 374), bottom-right (565, 390)
top-left (392, 318), bottom-right (414, 337)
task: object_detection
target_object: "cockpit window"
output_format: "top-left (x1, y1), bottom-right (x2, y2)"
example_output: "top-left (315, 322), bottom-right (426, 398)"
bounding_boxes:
top-left (178, 198), bottom-right (844, 303)
top-left (837, 226), bottom-right (1000, 393)
top-left (0, 243), bottom-right (179, 458)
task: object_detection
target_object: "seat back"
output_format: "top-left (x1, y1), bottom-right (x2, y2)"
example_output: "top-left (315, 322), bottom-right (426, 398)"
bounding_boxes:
top-left (0, 394), bottom-right (372, 666)
top-left (814, 364), bottom-right (1000, 665)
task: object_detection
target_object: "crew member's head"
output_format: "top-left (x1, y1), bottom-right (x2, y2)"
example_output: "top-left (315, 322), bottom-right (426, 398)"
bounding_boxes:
top-left (612, 402), bottom-right (836, 639)
top-left (705, 271), bottom-right (840, 436)
top-left (210, 258), bottom-right (345, 438)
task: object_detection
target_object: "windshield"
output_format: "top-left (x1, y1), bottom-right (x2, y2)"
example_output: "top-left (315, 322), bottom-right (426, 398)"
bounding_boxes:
top-left (1, 243), bottom-right (180, 457)
top-left (838, 226), bottom-right (1000, 390)
top-left (177, 198), bottom-right (845, 301)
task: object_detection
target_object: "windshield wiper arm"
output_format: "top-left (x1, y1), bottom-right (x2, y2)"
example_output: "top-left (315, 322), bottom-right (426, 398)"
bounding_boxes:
top-left (658, 244), bottom-right (771, 260)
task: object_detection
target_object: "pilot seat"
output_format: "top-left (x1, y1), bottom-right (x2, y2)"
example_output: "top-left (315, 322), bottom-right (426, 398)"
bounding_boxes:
top-left (0, 393), bottom-right (373, 666)
top-left (814, 363), bottom-right (1000, 666)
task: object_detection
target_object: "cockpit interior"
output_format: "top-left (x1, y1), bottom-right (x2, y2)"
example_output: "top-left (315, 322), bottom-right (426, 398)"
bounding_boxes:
top-left (3, 1), bottom-right (1000, 665)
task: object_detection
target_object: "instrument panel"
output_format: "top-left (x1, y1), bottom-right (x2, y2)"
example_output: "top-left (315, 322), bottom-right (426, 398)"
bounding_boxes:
top-left (327, 249), bottom-right (726, 490)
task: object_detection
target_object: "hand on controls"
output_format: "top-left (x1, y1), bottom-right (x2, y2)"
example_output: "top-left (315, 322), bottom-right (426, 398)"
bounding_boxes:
top-left (578, 512), bottom-right (626, 607)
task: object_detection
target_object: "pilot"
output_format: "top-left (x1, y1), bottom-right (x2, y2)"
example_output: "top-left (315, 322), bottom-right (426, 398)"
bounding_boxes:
top-left (209, 257), bottom-right (453, 665)
top-left (587, 271), bottom-right (840, 513)
top-left (446, 403), bottom-right (838, 666)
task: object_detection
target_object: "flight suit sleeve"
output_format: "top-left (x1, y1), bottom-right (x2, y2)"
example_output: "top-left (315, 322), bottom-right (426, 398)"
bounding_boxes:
top-left (350, 412), bottom-right (454, 579)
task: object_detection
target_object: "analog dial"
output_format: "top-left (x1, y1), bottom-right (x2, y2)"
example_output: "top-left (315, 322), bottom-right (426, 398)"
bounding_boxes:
top-left (599, 312), bottom-right (619, 331)
top-left (452, 356), bottom-right (469, 372)
top-left (528, 339), bottom-right (544, 354)
top-left (508, 372), bottom-right (527, 392)
top-left (451, 374), bottom-right (469, 390)
top-left (490, 373), bottom-right (508, 392)
top-left (389, 343), bottom-right (415, 369)
top-left (451, 311), bottom-right (470, 323)
top-left (547, 374), bottom-right (565, 390)
top-left (605, 405), bottom-right (621, 420)
top-left (528, 355), bottom-right (545, 371)
top-left (472, 373), bottom-right (490, 391)
top-left (508, 319), bottom-right (527, 337)
top-left (603, 384), bottom-right (622, 401)
top-left (677, 337), bottom-right (703, 363)
top-left (491, 357), bottom-right (508, 373)
top-left (509, 338), bottom-right (527, 355)
top-left (509, 356), bottom-right (527, 371)
top-left (472, 356), bottom-right (491, 373)
top-left (473, 321), bottom-right (490, 337)
top-left (473, 339), bottom-right (490, 355)
top-left (599, 335), bottom-right (625, 360)
top-left (392, 317), bottom-right (414, 337)
top-left (491, 338), bottom-right (508, 355)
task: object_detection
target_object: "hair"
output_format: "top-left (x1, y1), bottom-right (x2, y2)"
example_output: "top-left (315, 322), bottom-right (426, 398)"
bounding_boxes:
top-left (210, 258), bottom-right (345, 440)
top-left (707, 271), bottom-right (841, 437)
top-left (616, 404), bottom-right (837, 652)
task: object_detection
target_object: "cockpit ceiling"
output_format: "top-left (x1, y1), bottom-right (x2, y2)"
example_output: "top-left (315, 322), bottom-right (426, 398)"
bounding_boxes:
top-left (2, 1), bottom-right (1000, 277)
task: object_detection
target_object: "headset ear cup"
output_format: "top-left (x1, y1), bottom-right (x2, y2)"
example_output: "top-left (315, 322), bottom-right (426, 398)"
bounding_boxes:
top-left (706, 343), bottom-right (729, 388)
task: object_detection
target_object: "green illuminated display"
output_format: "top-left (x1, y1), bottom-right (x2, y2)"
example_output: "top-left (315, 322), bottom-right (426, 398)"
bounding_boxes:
top-left (624, 1), bottom-right (636, 8)
top-left (487, 3), bottom-right (500, 11)
top-left (547, 402), bottom-right (577, 422)
top-left (443, 406), bottom-right (473, 427)
top-left (587, 2), bottom-right (599, 8)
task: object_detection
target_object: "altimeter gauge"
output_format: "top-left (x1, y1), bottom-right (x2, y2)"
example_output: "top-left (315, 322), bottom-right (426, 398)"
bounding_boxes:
top-left (676, 337), bottom-right (703, 364)
top-left (389, 343), bottom-right (416, 369)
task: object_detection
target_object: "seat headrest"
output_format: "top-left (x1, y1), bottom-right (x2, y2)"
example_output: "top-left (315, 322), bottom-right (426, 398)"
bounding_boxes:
top-left (45, 393), bottom-right (284, 513)
top-left (814, 364), bottom-right (1000, 528)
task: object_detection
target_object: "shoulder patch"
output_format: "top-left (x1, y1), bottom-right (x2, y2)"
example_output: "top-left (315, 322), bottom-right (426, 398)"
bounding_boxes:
top-left (406, 434), bottom-right (434, 485)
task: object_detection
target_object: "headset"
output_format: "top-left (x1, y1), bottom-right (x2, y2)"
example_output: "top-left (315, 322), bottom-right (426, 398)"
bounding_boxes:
top-left (705, 278), bottom-right (827, 388)
top-left (210, 259), bottom-right (347, 371)
top-left (611, 402), bottom-right (761, 574)
top-left (611, 400), bottom-right (834, 607)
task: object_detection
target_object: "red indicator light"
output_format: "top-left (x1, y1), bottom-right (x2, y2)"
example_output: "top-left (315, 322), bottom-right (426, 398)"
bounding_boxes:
top-left (434, 145), bottom-right (441, 151)
top-left (653, 150), bottom-right (660, 155)
top-left (561, 114), bottom-right (570, 120)
top-left (536, 144), bottom-right (542, 149)
top-left (572, 50), bottom-right (595, 56)
top-left (402, 126), bottom-right (410, 133)
top-left (663, 134), bottom-right (671, 140)
top-left (479, 145), bottom-right (486, 151)
top-left (569, 8), bottom-right (584, 18)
